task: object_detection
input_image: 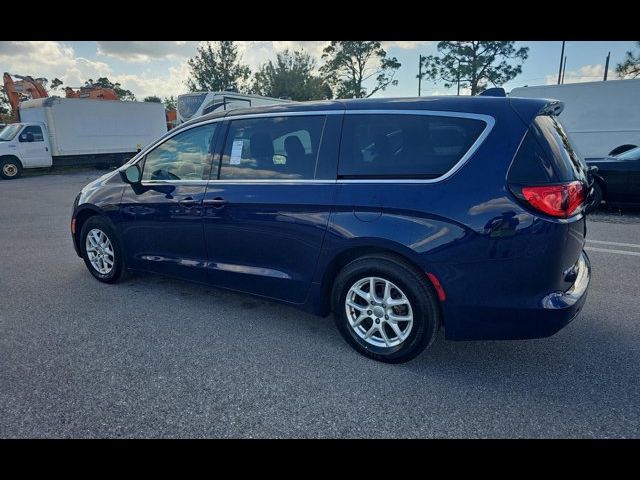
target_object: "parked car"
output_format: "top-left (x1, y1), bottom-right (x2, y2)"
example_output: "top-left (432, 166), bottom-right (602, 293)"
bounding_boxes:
top-left (70, 96), bottom-right (591, 363)
top-left (586, 146), bottom-right (640, 210)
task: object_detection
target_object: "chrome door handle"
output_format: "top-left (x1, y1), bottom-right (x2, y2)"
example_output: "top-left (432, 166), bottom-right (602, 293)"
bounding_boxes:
top-left (179, 197), bottom-right (199, 207)
top-left (202, 197), bottom-right (227, 208)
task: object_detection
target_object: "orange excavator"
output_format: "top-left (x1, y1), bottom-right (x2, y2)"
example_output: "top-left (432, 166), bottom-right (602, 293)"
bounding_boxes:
top-left (64, 85), bottom-right (119, 101)
top-left (3, 72), bottom-right (49, 119)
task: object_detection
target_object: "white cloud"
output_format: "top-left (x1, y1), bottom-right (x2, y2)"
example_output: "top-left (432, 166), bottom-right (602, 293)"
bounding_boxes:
top-left (383, 41), bottom-right (432, 50)
top-left (545, 64), bottom-right (614, 85)
top-left (0, 41), bottom-right (112, 90)
top-left (111, 61), bottom-right (191, 99)
top-left (96, 41), bottom-right (197, 63)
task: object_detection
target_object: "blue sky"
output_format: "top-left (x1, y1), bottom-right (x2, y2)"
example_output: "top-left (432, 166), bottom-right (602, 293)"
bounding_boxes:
top-left (1, 41), bottom-right (637, 100)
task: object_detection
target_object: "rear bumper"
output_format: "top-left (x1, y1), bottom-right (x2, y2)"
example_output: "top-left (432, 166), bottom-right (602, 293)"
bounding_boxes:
top-left (445, 251), bottom-right (591, 340)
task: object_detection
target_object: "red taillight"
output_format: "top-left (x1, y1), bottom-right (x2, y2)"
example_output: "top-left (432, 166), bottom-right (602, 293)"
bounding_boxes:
top-left (71, 218), bottom-right (76, 234)
top-left (521, 181), bottom-right (585, 218)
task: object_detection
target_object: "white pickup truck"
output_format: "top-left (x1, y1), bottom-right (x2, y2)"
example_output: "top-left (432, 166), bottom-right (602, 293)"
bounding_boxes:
top-left (0, 97), bottom-right (167, 179)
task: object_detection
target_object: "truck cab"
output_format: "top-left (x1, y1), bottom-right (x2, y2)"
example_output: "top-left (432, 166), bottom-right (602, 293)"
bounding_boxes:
top-left (0, 122), bottom-right (53, 179)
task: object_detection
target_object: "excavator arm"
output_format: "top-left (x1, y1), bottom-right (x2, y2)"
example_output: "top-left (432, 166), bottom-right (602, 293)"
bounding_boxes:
top-left (3, 72), bottom-right (49, 118)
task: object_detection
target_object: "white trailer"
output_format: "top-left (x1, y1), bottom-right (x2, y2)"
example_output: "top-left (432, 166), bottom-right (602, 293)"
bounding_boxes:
top-left (509, 79), bottom-right (640, 160)
top-left (177, 91), bottom-right (293, 124)
top-left (0, 97), bottom-right (167, 179)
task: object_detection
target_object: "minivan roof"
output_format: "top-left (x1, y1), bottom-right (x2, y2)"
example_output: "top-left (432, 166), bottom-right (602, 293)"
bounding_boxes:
top-left (178, 95), bottom-right (558, 131)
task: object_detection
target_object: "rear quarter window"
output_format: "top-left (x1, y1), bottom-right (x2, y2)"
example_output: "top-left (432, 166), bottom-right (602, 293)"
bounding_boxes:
top-left (509, 115), bottom-right (587, 185)
top-left (338, 114), bottom-right (487, 179)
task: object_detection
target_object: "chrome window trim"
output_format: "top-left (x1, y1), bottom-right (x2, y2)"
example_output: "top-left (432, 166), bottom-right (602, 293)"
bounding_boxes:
top-left (134, 108), bottom-right (495, 186)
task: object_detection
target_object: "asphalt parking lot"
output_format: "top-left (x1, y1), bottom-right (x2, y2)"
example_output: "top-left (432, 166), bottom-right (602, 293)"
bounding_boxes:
top-left (1, 170), bottom-right (639, 438)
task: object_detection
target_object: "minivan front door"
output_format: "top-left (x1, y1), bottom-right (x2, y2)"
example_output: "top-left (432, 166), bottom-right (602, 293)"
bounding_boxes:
top-left (202, 114), bottom-right (341, 304)
top-left (119, 123), bottom-right (218, 281)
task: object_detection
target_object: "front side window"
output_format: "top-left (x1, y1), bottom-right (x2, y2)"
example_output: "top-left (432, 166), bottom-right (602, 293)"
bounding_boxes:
top-left (219, 116), bottom-right (326, 180)
top-left (615, 146), bottom-right (640, 161)
top-left (141, 124), bottom-right (216, 181)
top-left (20, 125), bottom-right (44, 142)
top-left (338, 114), bottom-right (486, 179)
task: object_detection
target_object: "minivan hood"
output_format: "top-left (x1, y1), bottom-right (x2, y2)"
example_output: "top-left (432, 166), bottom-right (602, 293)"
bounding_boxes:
top-left (81, 168), bottom-right (121, 193)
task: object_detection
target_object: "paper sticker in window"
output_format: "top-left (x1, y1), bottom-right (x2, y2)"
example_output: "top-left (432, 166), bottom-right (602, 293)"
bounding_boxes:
top-left (230, 140), bottom-right (244, 165)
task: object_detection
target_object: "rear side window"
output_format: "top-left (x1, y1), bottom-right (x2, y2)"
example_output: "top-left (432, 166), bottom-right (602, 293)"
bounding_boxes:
top-left (219, 116), bottom-right (326, 180)
top-left (509, 115), bottom-right (587, 185)
top-left (338, 114), bottom-right (486, 179)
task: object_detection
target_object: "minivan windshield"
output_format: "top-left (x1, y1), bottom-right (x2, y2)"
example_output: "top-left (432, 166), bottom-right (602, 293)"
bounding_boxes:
top-left (0, 124), bottom-right (22, 141)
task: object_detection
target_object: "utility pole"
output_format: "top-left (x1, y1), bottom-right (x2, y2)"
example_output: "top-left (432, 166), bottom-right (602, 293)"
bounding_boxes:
top-left (457, 59), bottom-right (461, 96)
top-left (561, 56), bottom-right (567, 84)
top-left (557, 41), bottom-right (565, 85)
top-left (604, 52), bottom-right (610, 81)
top-left (418, 55), bottom-right (423, 96)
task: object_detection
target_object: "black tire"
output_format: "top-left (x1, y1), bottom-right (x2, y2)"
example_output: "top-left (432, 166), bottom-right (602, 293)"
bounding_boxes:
top-left (0, 157), bottom-right (23, 180)
top-left (331, 254), bottom-right (441, 363)
top-left (80, 216), bottom-right (126, 283)
top-left (586, 181), bottom-right (604, 213)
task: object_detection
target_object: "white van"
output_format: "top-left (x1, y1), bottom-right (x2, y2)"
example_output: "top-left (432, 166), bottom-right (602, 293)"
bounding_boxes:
top-left (510, 79), bottom-right (640, 160)
top-left (0, 97), bottom-right (167, 179)
top-left (176, 91), bottom-right (292, 124)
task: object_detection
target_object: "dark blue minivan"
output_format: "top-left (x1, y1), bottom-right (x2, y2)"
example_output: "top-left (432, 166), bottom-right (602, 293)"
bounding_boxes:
top-left (71, 96), bottom-right (591, 363)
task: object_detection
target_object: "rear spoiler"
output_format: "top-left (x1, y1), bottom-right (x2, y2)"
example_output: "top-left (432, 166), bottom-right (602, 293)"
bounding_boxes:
top-left (509, 97), bottom-right (566, 129)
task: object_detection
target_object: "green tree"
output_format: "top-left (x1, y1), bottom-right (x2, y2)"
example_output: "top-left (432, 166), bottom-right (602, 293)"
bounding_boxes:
top-left (143, 95), bottom-right (162, 103)
top-left (0, 86), bottom-right (10, 115)
top-left (251, 49), bottom-right (332, 101)
top-left (186, 41), bottom-right (251, 93)
top-left (319, 41), bottom-right (401, 99)
top-left (50, 78), bottom-right (63, 92)
top-left (617, 41), bottom-right (640, 79)
top-left (163, 96), bottom-right (177, 110)
top-left (420, 41), bottom-right (529, 95)
top-left (85, 77), bottom-right (136, 101)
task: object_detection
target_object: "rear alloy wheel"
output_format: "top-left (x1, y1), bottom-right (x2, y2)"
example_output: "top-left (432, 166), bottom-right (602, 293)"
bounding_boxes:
top-left (345, 277), bottom-right (414, 349)
top-left (333, 254), bottom-right (441, 363)
top-left (0, 159), bottom-right (22, 180)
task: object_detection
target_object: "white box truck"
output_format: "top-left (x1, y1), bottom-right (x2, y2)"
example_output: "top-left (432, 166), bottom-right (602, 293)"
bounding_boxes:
top-left (510, 79), bottom-right (640, 160)
top-left (0, 97), bottom-right (167, 179)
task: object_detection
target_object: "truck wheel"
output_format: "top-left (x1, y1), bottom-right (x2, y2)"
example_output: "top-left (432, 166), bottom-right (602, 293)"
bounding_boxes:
top-left (0, 158), bottom-right (23, 180)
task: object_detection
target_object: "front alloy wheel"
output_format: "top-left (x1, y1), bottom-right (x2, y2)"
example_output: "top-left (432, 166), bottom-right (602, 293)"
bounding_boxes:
top-left (80, 216), bottom-right (125, 283)
top-left (85, 228), bottom-right (115, 275)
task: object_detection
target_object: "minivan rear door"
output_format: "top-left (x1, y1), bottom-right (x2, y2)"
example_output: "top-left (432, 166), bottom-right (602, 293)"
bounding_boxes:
top-left (201, 113), bottom-right (342, 304)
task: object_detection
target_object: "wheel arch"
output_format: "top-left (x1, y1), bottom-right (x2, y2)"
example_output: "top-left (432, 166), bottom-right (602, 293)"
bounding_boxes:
top-left (318, 241), bottom-right (444, 320)
top-left (0, 154), bottom-right (23, 167)
top-left (74, 205), bottom-right (106, 251)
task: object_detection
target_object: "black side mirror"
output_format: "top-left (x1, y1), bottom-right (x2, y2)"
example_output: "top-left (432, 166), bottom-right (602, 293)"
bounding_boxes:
top-left (20, 132), bottom-right (34, 142)
top-left (121, 164), bottom-right (141, 184)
